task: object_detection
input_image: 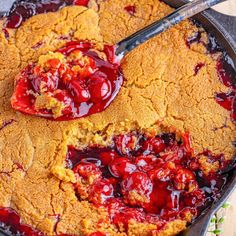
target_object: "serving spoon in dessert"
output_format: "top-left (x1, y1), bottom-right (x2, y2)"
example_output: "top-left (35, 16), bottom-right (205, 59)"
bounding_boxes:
top-left (10, 0), bottom-right (227, 121)
top-left (115, 0), bottom-right (226, 58)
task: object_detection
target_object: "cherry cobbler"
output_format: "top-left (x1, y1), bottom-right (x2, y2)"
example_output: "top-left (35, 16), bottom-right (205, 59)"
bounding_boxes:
top-left (0, 0), bottom-right (235, 235)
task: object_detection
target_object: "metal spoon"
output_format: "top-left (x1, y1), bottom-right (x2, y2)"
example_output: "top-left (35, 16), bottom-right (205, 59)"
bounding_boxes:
top-left (115, 0), bottom-right (227, 58)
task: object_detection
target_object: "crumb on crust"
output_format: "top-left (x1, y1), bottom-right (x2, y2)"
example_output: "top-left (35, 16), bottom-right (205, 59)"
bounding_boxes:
top-left (34, 93), bottom-right (65, 118)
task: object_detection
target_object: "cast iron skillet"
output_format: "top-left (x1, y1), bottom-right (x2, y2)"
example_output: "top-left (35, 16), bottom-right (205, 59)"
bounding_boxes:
top-left (0, 1), bottom-right (235, 236)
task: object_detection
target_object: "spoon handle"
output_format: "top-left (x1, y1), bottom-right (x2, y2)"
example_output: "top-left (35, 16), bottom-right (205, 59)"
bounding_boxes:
top-left (115, 0), bottom-right (226, 57)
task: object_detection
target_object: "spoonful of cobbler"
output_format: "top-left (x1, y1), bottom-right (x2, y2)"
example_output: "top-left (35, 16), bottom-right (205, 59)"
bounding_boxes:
top-left (11, 0), bottom-right (226, 120)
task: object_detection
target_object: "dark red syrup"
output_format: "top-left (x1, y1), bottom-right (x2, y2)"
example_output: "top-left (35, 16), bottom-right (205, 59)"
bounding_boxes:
top-left (186, 21), bottom-right (221, 54)
top-left (3, 0), bottom-right (89, 29)
top-left (66, 131), bottom-right (231, 232)
top-left (186, 31), bottom-right (202, 48)
top-left (0, 119), bottom-right (15, 131)
top-left (2, 28), bottom-right (10, 40)
top-left (217, 55), bottom-right (236, 89)
top-left (0, 208), bottom-right (44, 236)
top-left (194, 63), bottom-right (205, 76)
top-left (31, 41), bottom-right (44, 49)
top-left (11, 41), bottom-right (123, 120)
top-left (215, 91), bottom-right (235, 111)
top-left (215, 54), bottom-right (236, 122)
top-left (124, 5), bottom-right (136, 15)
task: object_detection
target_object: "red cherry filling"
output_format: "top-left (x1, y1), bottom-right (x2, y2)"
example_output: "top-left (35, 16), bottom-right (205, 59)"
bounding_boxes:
top-left (0, 131), bottom-right (232, 235)
top-left (215, 59), bottom-right (236, 122)
top-left (73, 0), bottom-right (89, 6)
top-left (124, 5), bottom-right (136, 15)
top-left (11, 41), bottom-right (123, 120)
top-left (87, 232), bottom-right (106, 236)
top-left (216, 88), bottom-right (235, 121)
top-left (121, 172), bottom-right (153, 207)
top-left (135, 154), bottom-right (162, 172)
top-left (99, 150), bottom-right (117, 166)
top-left (89, 179), bottom-right (114, 204)
top-left (114, 133), bottom-right (141, 155)
top-left (142, 136), bottom-right (166, 154)
top-left (68, 80), bottom-right (91, 103)
top-left (66, 131), bottom-right (231, 231)
top-left (194, 63), bottom-right (205, 76)
top-left (109, 157), bottom-right (136, 178)
top-left (112, 207), bottom-right (146, 227)
top-left (148, 162), bottom-right (175, 182)
top-left (173, 167), bottom-right (195, 190)
top-left (73, 162), bottom-right (101, 180)
top-left (88, 76), bottom-right (112, 103)
top-left (0, 208), bottom-right (44, 236)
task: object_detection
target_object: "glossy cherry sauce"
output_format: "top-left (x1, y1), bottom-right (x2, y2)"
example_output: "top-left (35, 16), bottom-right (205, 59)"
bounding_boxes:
top-left (3, 100), bottom-right (235, 235)
top-left (3, 0), bottom-right (89, 29)
top-left (66, 131), bottom-right (230, 232)
top-left (124, 5), bottom-right (136, 15)
top-left (0, 208), bottom-right (43, 236)
top-left (11, 41), bottom-right (123, 120)
top-left (215, 55), bottom-right (236, 121)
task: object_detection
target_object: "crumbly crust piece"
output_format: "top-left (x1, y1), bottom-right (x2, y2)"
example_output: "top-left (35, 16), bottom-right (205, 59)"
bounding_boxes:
top-left (0, 0), bottom-right (235, 235)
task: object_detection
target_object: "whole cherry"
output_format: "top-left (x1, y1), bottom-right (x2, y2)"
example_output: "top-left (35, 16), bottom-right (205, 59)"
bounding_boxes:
top-left (108, 157), bottom-right (136, 178)
top-left (148, 162), bottom-right (175, 182)
top-left (143, 137), bottom-right (166, 154)
top-left (121, 172), bottom-right (153, 207)
top-left (99, 150), bottom-right (117, 166)
top-left (89, 179), bottom-right (114, 205)
top-left (135, 155), bottom-right (162, 172)
top-left (68, 80), bottom-right (90, 103)
top-left (89, 74), bottom-right (111, 103)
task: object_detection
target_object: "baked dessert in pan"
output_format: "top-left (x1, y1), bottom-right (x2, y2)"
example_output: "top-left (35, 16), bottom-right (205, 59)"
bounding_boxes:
top-left (0, 0), bottom-right (235, 235)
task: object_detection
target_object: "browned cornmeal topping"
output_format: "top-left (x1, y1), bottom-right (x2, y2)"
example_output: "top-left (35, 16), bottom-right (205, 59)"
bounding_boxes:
top-left (0, 0), bottom-right (235, 235)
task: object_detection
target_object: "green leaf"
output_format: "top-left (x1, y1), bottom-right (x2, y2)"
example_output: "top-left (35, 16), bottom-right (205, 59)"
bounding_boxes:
top-left (211, 217), bottom-right (217, 223)
top-left (222, 202), bottom-right (230, 209)
top-left (218, 217), bottom-right (225, 223)
top-left (209, 229), bottom-right (222, 234)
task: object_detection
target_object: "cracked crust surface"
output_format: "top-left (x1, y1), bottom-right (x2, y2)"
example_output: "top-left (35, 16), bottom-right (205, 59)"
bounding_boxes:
top-left (0, 0), bottom-right (235, 235)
